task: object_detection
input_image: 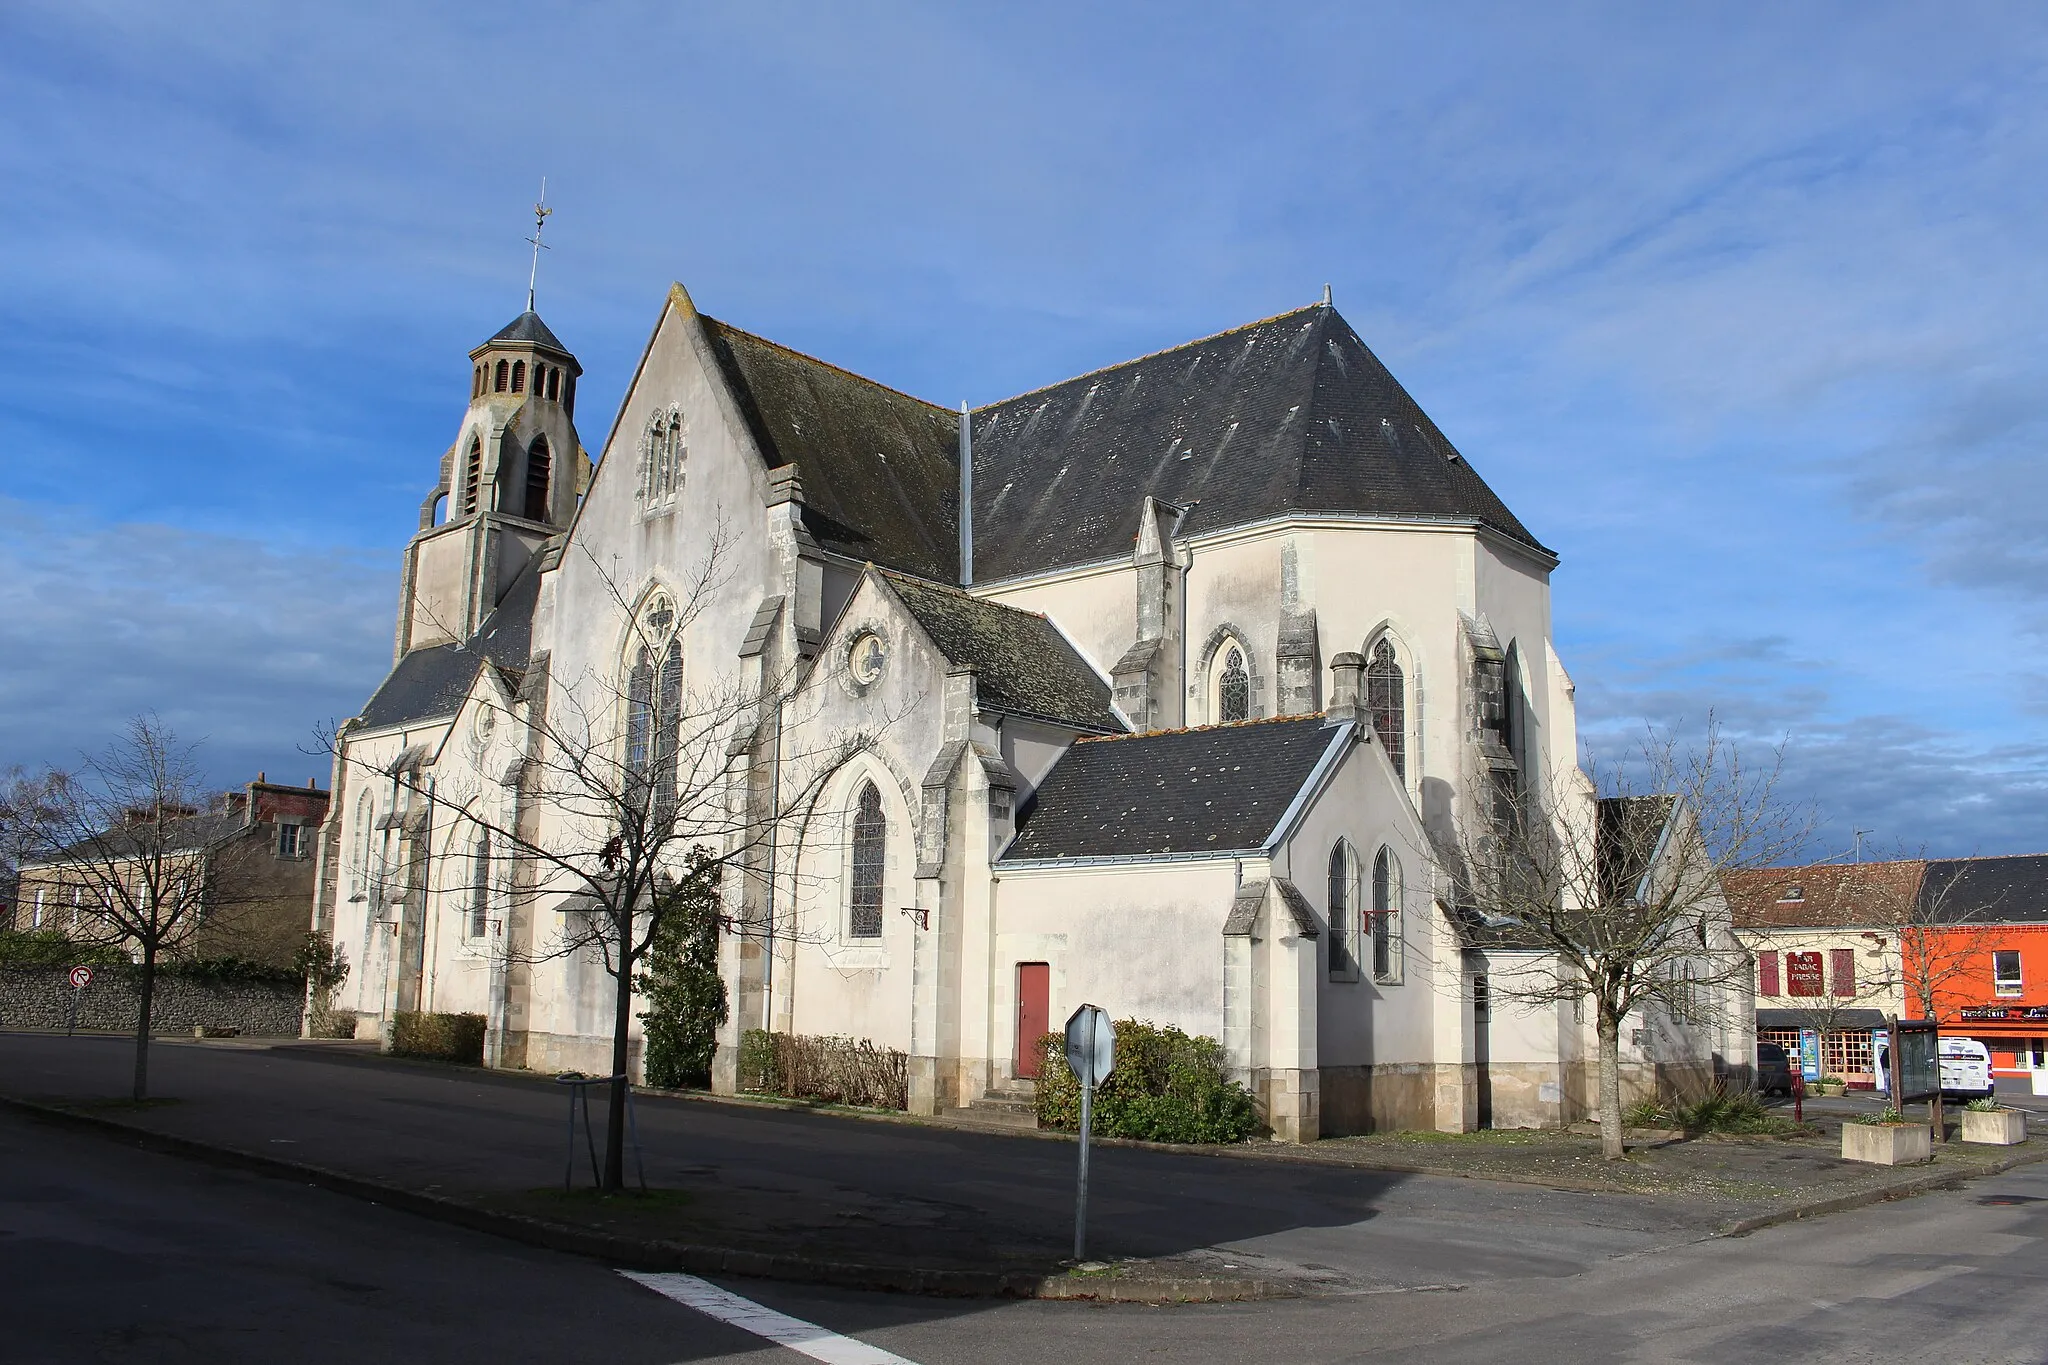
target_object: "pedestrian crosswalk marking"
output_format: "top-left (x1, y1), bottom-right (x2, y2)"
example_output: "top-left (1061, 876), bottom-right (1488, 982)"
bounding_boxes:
top-left (620, 1270), bottom-right (921, 1364)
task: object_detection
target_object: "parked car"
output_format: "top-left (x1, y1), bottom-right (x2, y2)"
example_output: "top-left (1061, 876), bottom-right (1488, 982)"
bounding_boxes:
top-left (1756, 1041), bottom-right (1794, 1097)
top-left (1940, 1038), bottom-right (1996, 1101)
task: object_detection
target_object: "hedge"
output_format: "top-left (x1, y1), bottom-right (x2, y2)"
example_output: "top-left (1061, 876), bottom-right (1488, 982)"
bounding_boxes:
top-left (1034, 1018), bottom-right (1262, 1144)
top-left (738, 1029), bottom-right (908, 1110)
top-left (390, 1011), bottom-right (487, 1064)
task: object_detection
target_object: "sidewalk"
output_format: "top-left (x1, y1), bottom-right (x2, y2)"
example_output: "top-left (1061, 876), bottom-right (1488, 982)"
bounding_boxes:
top-left (3, 1031), bottom-right (2038, 1300)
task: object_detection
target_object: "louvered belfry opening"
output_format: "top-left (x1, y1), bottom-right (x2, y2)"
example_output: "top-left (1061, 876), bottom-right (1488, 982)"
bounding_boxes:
top-left (461, 436), bottom-right (483, 516)
top-left (523, 436), bottom-right (551, 521)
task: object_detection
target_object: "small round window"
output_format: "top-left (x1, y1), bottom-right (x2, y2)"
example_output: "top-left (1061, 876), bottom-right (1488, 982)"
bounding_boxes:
top-left (848, 631), bottom-right (887, 686)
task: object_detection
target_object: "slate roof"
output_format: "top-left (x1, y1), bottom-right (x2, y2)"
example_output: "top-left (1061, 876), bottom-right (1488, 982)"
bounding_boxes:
top-left (1001, 716), bottom-right (1343, 861)
top-left (968, 304), bottom-right (1546, 583)
top-left (700, 318), bottom-right (961, 582)
top-left (355, 561), bottom-right (540, 733)
top-left (1919, 855), bottom-right (2048, 925)
top-left (481, 310), bottom-right (573, 357)
top-left (880, 571), bottom-right (1121, 734)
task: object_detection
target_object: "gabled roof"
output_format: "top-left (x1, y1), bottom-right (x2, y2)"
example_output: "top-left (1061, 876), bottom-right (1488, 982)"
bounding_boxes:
top-left (1001, 716), bottom-right (1342, 861)
top-left (700, 317), bottom-right (961, 581)
top-left (480, 310), bottom-right (573, 357)
top-left (355, 561), bottom-right (540, 733)
top-left (878, 571), bottom-right (1121, 734)
top-left (968, 304), bottom-right (1546, 582)
top-left (1724, 861), bottom-right (1927, 930)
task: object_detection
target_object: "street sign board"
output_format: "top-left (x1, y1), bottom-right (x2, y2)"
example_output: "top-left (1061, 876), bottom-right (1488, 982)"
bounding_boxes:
top-left (68, 965), bottom-right (93, 990)
top-left (1065, 1004), bottom-right (1114, 1087)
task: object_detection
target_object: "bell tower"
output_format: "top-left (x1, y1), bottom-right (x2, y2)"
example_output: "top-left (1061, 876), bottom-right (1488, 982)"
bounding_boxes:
top-left (391, 308), bottom-right (588, 659)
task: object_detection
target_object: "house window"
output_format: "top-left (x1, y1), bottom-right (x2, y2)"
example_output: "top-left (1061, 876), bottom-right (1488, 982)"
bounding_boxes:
top-left (469, 834), bottom-right (490, 938)
top-left (849, 781), bottom-right (885, 938)
top-left (523, 436), bottom-right (551, 521)
top-left (1327, 841), bottom-right (1358, 979)
top-left (1995, 950), bottom-right (2024, 998)
top-left (640, 406), bottom-right (686, 507)
top-left (278, 823), bottom-right (303, 858)
top-left (1365, 637), bottom-right (1405, 780)
top-left (31, 888), bottom-right (43, 928)
top-left (1830, 947), bottom-right (1856, 998)
top-left (1372, 845), bottom-right (1402, 984)
top-left (625, 614), bottom-right (683, 826)
top-left (1217, 647), bottom-right (1249, 723)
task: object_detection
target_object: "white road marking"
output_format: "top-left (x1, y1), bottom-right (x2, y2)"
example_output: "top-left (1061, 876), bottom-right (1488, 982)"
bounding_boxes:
top-left (620, 1271), bottom-right (921, 1364)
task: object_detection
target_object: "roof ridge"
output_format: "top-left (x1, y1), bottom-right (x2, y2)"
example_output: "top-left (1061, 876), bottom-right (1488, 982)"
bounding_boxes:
top-left (974, 302), bottom-right (1328, 412)
top-left (1076, 713), bottom-right (1328, 744)
top-left (701, 315), bottom-right (954, 417)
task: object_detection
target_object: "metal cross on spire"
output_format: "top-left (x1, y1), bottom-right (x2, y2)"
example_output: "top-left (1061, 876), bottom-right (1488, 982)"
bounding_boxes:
top-left (526, 178), bottom-right (552, 312)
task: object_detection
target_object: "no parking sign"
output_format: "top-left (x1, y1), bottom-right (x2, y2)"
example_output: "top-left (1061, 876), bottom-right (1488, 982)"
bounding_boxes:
top-left (68, 965), bottom-right (93, 990)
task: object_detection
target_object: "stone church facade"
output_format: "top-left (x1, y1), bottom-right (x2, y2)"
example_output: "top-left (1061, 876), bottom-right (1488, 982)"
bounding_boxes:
top-left (313, 285), bottom-right (1741, 1139)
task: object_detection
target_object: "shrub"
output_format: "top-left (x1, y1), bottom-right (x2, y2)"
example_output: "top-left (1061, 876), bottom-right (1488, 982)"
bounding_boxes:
top-left (162, 955), bottom-right (304, 989)
top-left (1964, 1096), bottom-right (2006, 1113)
top-left (737, 1030), bottom-right (907, 1110)
top-left (1624, 1097), bottom-right (1666, 1128)
top-left (307, 1007), bottom-right (358, 1040)
top-left (0, 931), bottom-right (127, 969)
top-left (1034, 1018), bottom-right (1262, 1144)
top-left (390, 1011), bottom-right (487, 1064)
top-left (636, 854), bottom-right (726, 1090)
top-left (1854, 1106), bottom-right (1908, 1126)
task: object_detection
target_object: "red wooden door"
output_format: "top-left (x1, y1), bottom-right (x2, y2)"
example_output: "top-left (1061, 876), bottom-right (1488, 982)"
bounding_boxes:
top-left (1015, 963), bottom-right (1050, 1078)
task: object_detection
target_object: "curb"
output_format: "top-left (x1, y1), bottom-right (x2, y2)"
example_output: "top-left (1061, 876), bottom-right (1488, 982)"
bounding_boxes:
top-left (1715, 1144), bottom-right (2048, 1238)
top-left (0, 1094), bottom-right (1290, 1304)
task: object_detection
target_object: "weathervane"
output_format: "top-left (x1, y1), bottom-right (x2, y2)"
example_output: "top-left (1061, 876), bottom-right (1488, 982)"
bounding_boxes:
top-left (526, 178), bottom-right (552, 312)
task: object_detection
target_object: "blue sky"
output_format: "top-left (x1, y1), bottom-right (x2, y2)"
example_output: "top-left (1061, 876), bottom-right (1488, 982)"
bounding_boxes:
top-left (2, 3), bottom-right (2044, 857)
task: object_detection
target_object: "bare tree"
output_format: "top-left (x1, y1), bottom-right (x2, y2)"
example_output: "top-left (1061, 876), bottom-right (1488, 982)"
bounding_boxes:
top-left (1851, 851), bottom-right (2008, 1028)
top-left (8, 718), bottom-right (261, 1100)
top-left (326, 538), bottom-right (892, 1189)
top-left (1440, 718), bottom-right (1814, 1158)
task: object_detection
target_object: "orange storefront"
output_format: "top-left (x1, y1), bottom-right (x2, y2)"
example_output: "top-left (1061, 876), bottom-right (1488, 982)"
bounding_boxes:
top-left (1922, 924), bottom-right (2048, 1078)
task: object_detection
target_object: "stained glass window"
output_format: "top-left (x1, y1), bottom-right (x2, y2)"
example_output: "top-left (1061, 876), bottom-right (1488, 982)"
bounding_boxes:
top-left (1218, 647), bottom-right (1249, 723)
top-left (470, 833), bottom-right (491, 938)
top-left (1366, 638), bottom-right (1405, 780)
top-left (1372, 846), bottom-right (1400, 983)
top-left (1328, 842), bottom-right (1356, 978)
top-left (850, 781), bottom-right (885, 938)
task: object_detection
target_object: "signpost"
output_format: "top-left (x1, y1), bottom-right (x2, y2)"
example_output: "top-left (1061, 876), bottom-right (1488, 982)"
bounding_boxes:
top-left (66, 965), bottom-right (93, 1036)
top-left (1064, 1003), bottom-right (1115, 1262)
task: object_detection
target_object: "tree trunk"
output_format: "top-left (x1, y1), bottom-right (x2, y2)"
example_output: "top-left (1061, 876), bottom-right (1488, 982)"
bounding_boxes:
top-left (604, 911), bottom-right (634, 1191)
top-left (1596, 1007), bottom-right (1624, 1160)
top-left (133, 945), bottom-right (156, 1103)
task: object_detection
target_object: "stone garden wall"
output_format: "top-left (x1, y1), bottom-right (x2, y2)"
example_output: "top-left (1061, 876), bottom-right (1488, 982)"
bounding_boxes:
top-left (0, 967), bottom-right (304, 1037)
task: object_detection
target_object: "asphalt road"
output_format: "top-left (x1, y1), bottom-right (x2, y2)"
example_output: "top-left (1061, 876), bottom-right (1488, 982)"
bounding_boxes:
top-left (6, 1096), bottom-right (2048, 1362)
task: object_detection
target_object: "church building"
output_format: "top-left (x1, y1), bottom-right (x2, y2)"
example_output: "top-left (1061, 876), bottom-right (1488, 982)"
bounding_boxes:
top-left (313, 283), bottom-right (1740, 1139)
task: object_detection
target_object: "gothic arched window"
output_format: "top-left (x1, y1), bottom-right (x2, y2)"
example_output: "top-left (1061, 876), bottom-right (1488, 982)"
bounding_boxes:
top-left (469, 833), bottom-right (491, 938)
top-left (849, 781), bottom-right (886, 938)
top-left (625, 597), bottom-right (683, 826)
top-left (1328, 840), bottom-right (1360, 979)
top-left (640, 406), bottom-right (685, 507)
top-left (1217, 646), bottom-right (1250, 723)
top-left (1372, 845), bottom-right (1402, 984)
top-left (352, 793), bottom-right (372, 902)
top-left (523, 437), bottom-right (551, 522)
top-left (494, 359), bottom-right (509, 393)
top-left (1366, 637), bottom-right (1406, 780)
top-left (461, 436), bottom-right (484, 516)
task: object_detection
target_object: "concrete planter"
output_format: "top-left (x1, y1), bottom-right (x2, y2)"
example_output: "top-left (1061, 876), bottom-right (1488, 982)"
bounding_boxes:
top-left (1961, 1108), bottom-right (2027, 1146)
top-left (1814, 1081), bottom-right (1847, 1097)
top-left (1842, 1121), bottom-right (1932, 1166)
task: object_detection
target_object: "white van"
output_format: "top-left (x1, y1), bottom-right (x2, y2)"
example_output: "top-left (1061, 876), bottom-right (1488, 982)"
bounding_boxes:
top-left (1940, 1038), bottom-right (1996, 1101)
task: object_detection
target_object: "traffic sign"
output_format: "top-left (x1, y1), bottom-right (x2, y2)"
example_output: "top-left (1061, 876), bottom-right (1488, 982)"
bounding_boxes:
top-left (1064, 1004), bottom-right (1114, 1087)
top-left (68, 965), bottom-right (93, 990)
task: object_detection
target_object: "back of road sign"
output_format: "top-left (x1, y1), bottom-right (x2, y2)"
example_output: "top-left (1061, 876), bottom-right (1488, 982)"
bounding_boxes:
top-left (1065, 1004), bottom-right (1114, 1087)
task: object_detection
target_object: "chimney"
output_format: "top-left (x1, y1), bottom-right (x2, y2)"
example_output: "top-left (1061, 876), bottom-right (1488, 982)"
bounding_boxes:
top-left (1327, 652), bottom-right (1366, 724)
top-left (958, 401), bottom-right (973, 587)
